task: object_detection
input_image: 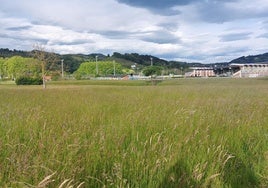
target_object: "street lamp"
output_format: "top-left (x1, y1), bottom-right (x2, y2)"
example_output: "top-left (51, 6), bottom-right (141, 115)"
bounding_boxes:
top-left (61, 59), bottom-right (64, 78)
top-left (95, 55), bottom-right (98, 75)
top-left (113, 60), bottom-right (116, 77)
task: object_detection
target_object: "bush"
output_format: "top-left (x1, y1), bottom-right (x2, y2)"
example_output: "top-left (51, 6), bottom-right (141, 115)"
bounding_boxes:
top-left (74, 72), bottom-right (82, 80)
top-left (15, 76), bottom-right (43, 85)
top-left (142, 66), bottom-right (163, 76)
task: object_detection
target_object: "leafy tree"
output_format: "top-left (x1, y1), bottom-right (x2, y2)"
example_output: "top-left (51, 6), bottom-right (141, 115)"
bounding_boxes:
top-left (98, 61), bottom-right (123, 76)
top-left (31, 44), bottom-right (58, 88)
top-left (4, 56), bottom-right (41, 79)
top-left (74, 61), bottom-right (123, 78)
top-left (74, 62), bottom-right (96, 78)
top-left (142, 66), bottom-right (163, 77)
top-left (0, 58), bottom-right (7, 79)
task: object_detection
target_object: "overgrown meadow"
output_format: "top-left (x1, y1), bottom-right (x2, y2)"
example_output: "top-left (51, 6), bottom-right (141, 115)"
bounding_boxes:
top-left (0, 78), bottom-right (267, 187)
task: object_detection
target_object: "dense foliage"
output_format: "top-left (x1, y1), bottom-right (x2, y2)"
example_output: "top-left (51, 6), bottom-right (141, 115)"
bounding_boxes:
top-left (112, 52), bottom-right (187, 68)
top-left (60, 54), bottom-right (107, 73)
top-left (0, 48), bottom-right (31, 58)
top-left (0, 48), bottom-right (189, 73)
top-left (15, 76), bottom-right (43, 85)
top-left (74, 61), bottom-right (124, 79)
top-left (1, 48), bottom-right (268, 78)
top-left (142, 65), bottom-right (163, 76)
top-left (0, 57), bottom-right (5, 79)
top-left (0, 56), bottom-right (41, 79)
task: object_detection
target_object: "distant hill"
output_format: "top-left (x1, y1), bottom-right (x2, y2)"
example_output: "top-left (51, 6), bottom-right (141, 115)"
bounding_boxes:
top-left (0, 49), bottom-right (104, 73)
top-left (229, 53), bottom-right (268, 64)
top-left (0, 49), bottom-right (188, 73)
top-left (0, 48), bottom-right (31, 58)
top-left (111, 52), bottom-right (187, 68)
top-left (1, 48), bottom-right (267, 74)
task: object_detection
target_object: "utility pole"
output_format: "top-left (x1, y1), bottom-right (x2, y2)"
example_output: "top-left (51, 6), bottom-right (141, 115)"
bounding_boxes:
top-left (95, 55), bottom-right (98, 75)
top-left (61, 59), bottom-right (64, 78)
top-left (113, 60), bottom-right (116, 77)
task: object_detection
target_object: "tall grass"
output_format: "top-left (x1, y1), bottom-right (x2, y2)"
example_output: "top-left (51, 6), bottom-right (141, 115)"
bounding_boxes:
top-left (0, 78), bottom-right (267, 187)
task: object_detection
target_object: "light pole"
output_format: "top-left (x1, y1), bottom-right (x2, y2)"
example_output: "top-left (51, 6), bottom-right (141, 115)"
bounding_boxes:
top-left (150, 57), bottom-right (153, 66)
top-left (95, 55), bottom-right (98, 76)
top-left (113, 60), bottom-right (116, 77)
top-left (61, 59), bottom-right (64, 78)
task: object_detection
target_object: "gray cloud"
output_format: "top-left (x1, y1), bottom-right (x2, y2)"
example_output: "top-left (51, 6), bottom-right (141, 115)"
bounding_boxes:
top-left (6, 25), bottom-right (32, 31)
top-left (0, 0), bottom-right (268, 63)
top-left (117, 0), bottom-right (190, 8)
top-left (258, 33), bottom-right (268, 39)
top-left (158, 22), bottom-right (180, 32)
top-left (98, 29), bottom-right (181, 44)
top-left (98, 30), bottom-right (137, 39)
top-left (116, 0), bottom-right (237, 10)
top-left (194, 1), bottom-right (268, 23)
top-left (261, 20), bottom-right (268, 31)
top-left (213, 46), bottom-right (250, 56)
top-left (219, 32), bottom-right (252, 42)
top-left (140, 30), bottom-right (181, 44)
top-left (50, 39), bottom-right (94, 46)
top-left (116, 0), bottom-right (194, 15)
top-left (116, 0), bottom-right (238, 16)
top-left (194, 2), bottom-right (236, 23)
top-left (0, 32), bottom-right (49, 44)
top-left (115, 0), bottom-right (268, 25)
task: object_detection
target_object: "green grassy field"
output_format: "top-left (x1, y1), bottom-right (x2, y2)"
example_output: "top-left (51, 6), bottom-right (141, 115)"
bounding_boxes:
top-left (0, 78), bottom-right (267, 187)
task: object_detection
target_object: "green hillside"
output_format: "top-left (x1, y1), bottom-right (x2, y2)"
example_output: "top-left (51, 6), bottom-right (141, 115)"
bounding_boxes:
top-left (1, 48), bottom-right (267, 75)
top-left (230, 53), bottom-right (268, 64)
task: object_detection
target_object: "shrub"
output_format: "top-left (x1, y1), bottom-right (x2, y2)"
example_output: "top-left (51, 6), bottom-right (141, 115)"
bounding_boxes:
top-left (74, 72), bottom-right (83, 80)
top-left (15, 76), bottom-right (43, 85)
top-left (142, 66), bottom-right (163, 76)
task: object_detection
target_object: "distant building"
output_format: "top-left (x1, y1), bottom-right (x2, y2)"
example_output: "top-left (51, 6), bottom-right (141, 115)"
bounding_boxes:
top-left (44, 76), bottom-right (52, 81)
top-left (186, 63), bottom-right (268, 78)
top-left (231, 63), bottom-right (268, 78)
top-left (186, 67), bottom-right (215, 77)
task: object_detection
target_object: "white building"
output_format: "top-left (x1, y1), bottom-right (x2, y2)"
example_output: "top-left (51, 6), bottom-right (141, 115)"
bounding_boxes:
top-left (186, 67), bottom-right (215, 77)
top-left (231, 63), bottom-right (268, 78)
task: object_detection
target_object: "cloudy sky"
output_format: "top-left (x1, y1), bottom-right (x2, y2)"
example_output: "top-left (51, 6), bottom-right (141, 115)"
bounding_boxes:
top-left (0, 0), bottom-right (268, 63)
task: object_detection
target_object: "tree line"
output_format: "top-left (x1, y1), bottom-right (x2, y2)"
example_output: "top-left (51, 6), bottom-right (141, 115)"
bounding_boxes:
top-left (0, 48), bottom-right (190, 74)
top-left (0, 48), bottom-right (188, 82)
top-left (0, 56), bottom-right (41, 80)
